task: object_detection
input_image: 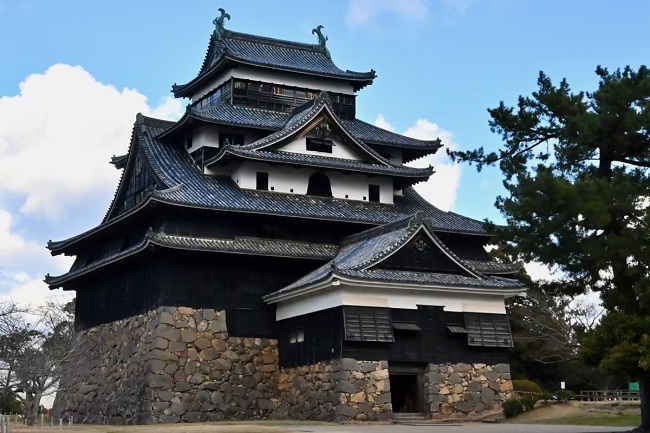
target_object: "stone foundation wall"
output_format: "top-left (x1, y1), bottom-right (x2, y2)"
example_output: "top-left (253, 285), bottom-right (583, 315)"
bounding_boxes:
top-left (54, 307), bottom-right (281, 424)
top-left (146, 307), bottom-right (280, 423)
top-left (55, 307), bottom-right (508, 424)
top-left (278, 358), bottom-right (392, 422)
top-left (424, 362), bottom-right (513, 418)
top-left (54, 309), bottom-right (158, 424)
top-left (332, 359), bottom-right (393, 422)
top-left (277, 361), bottom-right (336, 420)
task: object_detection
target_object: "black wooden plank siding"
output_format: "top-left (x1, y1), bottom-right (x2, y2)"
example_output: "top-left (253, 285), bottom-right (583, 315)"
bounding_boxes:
top-left (277, 306), bottom-right (510, 369)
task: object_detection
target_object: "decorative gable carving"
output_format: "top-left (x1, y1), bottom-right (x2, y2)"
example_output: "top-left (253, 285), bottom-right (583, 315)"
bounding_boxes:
top-left (373, 229), bottom-right (474, 276)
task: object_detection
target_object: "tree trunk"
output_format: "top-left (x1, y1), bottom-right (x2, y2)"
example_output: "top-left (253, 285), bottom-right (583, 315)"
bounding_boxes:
top-left (25, 390), bottom-right (42, 426)
top-left (636, 378), bottom-right (650, 432)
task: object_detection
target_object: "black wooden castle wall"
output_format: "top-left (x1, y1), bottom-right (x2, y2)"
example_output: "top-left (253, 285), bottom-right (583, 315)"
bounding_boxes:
top-left (73, 249), bottom-right (321, 334)
top-left (277, 306), bottom-right (508, 369)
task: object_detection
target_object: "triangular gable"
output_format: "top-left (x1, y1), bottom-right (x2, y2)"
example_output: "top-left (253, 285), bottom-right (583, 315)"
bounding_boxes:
top-left (104, 119), bottom-right (164, 222)
top-left (276, 129), bottom-right (366, 161)
top-left (241, 93), bottom-right (392, 167)
top-left (369, 226), bottom-right (482, 278)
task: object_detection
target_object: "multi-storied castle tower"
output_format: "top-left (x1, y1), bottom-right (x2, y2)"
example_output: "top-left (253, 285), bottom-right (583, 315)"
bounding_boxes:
top-left (47, 10), bottom-right (523, 424)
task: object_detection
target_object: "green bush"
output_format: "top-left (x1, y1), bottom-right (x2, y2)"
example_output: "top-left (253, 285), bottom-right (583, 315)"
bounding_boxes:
top-left (512, 379), bottom-right (543, 394)
top-left (520, 394), bottom-right (539, 411)
top-left (540, 392), bottom-right (554, 403)
top-left (555, 389), bottom-right (575, 402)
top-left (502, 398), bottom-right (525, 418)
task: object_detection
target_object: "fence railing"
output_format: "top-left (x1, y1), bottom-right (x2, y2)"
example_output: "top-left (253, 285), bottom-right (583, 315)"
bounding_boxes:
top-left (578, 390), bottom-right (639, 401)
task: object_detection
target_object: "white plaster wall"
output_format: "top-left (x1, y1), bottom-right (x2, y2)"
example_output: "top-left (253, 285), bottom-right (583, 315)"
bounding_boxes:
top-left (275, 285), bottom-right (507, 320)
top-left (226, 161), bottom-right (394, 203)
top-left (191, 66), bottom-right (355, 102)
top-left (188, 126), bottom-right (221, 153)
top-left (280, 136), bottom-right (364, 161)
top-left (191, 70), bottom-right (232, 102)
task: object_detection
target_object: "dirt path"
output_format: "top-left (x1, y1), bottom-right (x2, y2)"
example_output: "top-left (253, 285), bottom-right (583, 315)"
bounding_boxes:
top-left (5, 421), bottom-right (315, 433)
top-left (504, 400), bottom-right (641, 424)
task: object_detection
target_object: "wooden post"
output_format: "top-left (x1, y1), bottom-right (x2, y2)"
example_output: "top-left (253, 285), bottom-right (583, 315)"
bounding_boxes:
top-left (59, 419), bottom-right (62, 429)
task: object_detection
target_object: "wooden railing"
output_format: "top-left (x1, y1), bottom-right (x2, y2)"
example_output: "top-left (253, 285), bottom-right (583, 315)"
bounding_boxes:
top-left (578, 390), bottom-right (639, 401)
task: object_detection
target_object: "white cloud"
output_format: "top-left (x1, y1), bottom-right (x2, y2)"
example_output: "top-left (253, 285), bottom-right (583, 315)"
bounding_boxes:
top-left (0, 64), bottom-right (182, 307)
top-left (0, 64), bottom-right (183, 219)
top-left (374, 114), bottom-right (395, 132)
top-left (374, 115), bottom-right (461, 211)
top-left (0, 209), bottom-right (39, 260)
top-left (524, 261), bottom-right (559, 282)
top-left (346, 0), bottom-right (427, 29)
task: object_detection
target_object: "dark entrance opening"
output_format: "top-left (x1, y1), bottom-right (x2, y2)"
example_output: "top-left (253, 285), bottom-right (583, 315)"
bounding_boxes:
top-left (391, 374), bottom-right (420, 413)
top-left (307, 173), bottom-right (332, 197)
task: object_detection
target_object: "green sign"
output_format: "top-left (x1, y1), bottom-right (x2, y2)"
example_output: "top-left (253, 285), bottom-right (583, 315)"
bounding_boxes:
top-left (629, 382), bottom-right (639, 392)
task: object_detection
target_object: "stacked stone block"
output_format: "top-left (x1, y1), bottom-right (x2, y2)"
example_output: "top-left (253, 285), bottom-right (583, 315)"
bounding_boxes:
top-left (424, 362), bottom-right (513, 418)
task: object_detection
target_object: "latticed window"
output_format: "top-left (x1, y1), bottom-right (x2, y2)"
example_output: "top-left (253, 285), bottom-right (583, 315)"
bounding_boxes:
top-left (122, 153), bottom-right (155, 212)
top-left (344, 306), bottom-right (394, 342)
top-left (464, 313), bottom-right (513, 348)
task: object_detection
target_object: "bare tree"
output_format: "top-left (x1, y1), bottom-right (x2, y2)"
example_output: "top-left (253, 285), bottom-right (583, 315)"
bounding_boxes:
top-left (509, 287), bottom-right (604, 364)
top-left (0, 299), bottom-right (75, 424)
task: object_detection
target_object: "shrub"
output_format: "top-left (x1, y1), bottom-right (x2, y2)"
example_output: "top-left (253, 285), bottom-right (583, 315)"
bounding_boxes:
top-left (512, 379), bottom-right (543, 394)
top-left (555, 389), bottom-right (575, 402)
top-left (520, 394), bottom-right (539, 411)
top-left (540, 392), bottom-right (554, 403)
top-left (502, 398), bottom-right (525, 418)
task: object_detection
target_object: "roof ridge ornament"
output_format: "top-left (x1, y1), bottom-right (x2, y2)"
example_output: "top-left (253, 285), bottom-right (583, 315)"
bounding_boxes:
top-left (311, 25), bottom-right (331, 60)
top-left (213, 8), bottom-right (231, 41)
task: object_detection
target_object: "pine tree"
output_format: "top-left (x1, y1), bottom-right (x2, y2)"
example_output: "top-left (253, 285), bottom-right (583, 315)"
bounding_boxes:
top-left (450, 65), bottom-right (650, 431)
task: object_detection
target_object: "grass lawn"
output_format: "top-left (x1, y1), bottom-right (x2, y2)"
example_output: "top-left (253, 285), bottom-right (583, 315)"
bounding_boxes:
top-left (538, 414), bottom-right (641, 427)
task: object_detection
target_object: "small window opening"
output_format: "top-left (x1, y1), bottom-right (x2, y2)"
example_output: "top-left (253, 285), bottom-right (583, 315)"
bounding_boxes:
top-left (290, 188), bottom-right (294, 193)
top-left (369, 184), bottom-right (380, 203)
top-left (307, 173), bottom-right (332, 197)
top-left (270, 186), bottom-right (275, 191)
top-left (219, 133), bottom-right (244, 147)
top-left (256, 172), bottom-right (269, 191)
top-left (306, 138), bottom-right (333, 153)
top-left (289, 329), bottom-right (304, 344)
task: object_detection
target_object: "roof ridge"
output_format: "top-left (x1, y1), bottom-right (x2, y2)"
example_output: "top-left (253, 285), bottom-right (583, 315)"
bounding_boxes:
top-left (341, 213), bottom-right (420, 246)
top-left (223, 29), bottom-right (322, 52)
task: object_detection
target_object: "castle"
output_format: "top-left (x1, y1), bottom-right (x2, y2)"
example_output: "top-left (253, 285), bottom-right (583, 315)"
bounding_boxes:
top-left (47, 9), bottom-right (524, 424)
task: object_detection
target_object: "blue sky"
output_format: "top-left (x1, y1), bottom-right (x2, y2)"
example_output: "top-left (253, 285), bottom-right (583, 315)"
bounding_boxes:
top-left (0, 0), bottom-right (648, 303)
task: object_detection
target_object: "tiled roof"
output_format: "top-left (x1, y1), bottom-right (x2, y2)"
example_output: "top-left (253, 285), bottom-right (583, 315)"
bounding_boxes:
top-left (340, 269), bottom-right (525, 289)
top-left (206, 147), bottom-right (433, 178)
top-left (465, 260), bottom-right (522, 275)
top-left (48, 115), bottom-right (488, 254)
top-left (342, 119), bottom-right (442, 150)
top-left (173, 30), bottom-right (375, 97)
top-left (192, 103), bottom-right (288, 129)
top-left (264, 213), bottom-right (525, 300)
top-left (45, 231), bottom-right (338, 288)
top-left (163, 101), bottom-right (442, 153)
top-left (154, 233), bottom-right (338, 260)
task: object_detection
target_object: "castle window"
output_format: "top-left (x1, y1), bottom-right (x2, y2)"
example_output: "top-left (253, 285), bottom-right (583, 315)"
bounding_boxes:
top-left (219, 133), bottom-right (244, 147)
top-left (234, 80), bottom-right (247, 91)
top-left (272, 86), bottom-right (284, 95)
top-left (369, 184), bottom-right (380, 203)
top-left (344, 306), bottom-right (394, 342)
top-left (256, 172), bottom-right (269, 191)
top-left (306, 173), bottom-right (332, 197)
top-left (306, 138), bottom-right (333, 153)
top-left (289, 329), bottom-right (304, 344)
